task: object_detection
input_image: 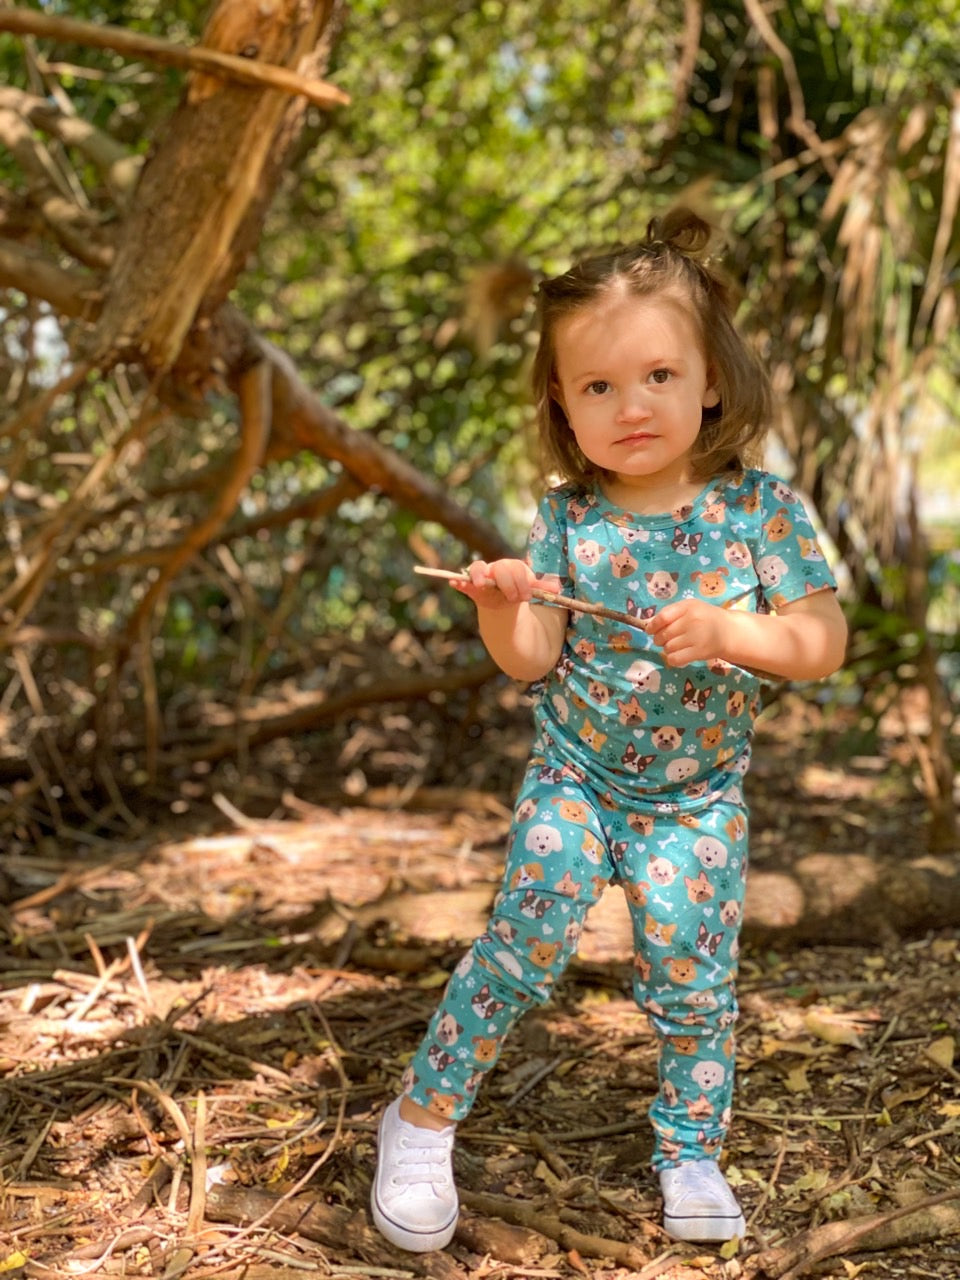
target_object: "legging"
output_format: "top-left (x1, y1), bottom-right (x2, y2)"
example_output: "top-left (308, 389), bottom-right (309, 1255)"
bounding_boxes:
top-left (403, 757), bottom-right (748, 1169)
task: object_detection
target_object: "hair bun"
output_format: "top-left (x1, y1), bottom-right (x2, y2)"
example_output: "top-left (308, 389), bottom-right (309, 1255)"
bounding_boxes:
top-left (646, 206), bottom-right (713, 255)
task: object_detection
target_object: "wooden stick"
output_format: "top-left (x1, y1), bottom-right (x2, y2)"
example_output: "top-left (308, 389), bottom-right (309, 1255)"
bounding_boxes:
top-left (0, 8), bottom-right (350, 109)
top-left (414, 565), bottom-right (651, 632)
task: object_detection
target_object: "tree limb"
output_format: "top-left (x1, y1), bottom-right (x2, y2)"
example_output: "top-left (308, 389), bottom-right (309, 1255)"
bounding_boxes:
top-left (0, 236), bottom-right (99, 321)
top-left (0, 101), bottom-right (112, 266)
top-left (124, 359), bottom-right (273, 642)
top-left (0, 6), bottom-right (349, 109)
top-left (752, 1188), bottom-right (960, 1279)
top-left (157, 656), bottom-right (502, 764)
top-left (0, 85), bottom-right (141, 199)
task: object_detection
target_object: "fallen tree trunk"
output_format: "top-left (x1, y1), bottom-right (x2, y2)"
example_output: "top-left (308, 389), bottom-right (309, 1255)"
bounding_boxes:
top-left (743, 854), bottom-right (960, 944)
top-left (750, 1189), bottom-right (960, 1279)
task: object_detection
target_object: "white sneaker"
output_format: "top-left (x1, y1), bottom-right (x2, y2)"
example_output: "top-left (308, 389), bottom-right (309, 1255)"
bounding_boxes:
top-left (660, 1160), bottom-right (746, 1243)
top-left (370, 1098), bottom-right (458, 1252)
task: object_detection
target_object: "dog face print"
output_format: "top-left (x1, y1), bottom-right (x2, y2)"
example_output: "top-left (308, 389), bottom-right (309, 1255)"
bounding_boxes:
top-left (529, 513), bottom-right (548, 543)
top-left (550, 693), bottom-right (570, 723)
top-left (491, 918), bottom-right (518, 944)
top-left (627, 812), bottom-right (655, 836)
top-left (691, 567), bottom-right (730, 598)
top-left (668, 1033), bottom-right (700, 1055)
top-left (552, 798), bottom-right (589, 824)
top-left (471, 1036), bottom-right (499, 1064)
top-left (693, 835), bottom-right (728, 869)
top-left (622, 745), bottom-right (657, 774)
top-left (574, 538), bottom-right (605, 568)
top-left (681, 680), bottom-right (712, 712)
top-left (665, 957), bottom-right (700, 985)
top-left (691, 1060), bottom-right (726, 1090)
top-left (647, 853), bottom-right (679, 885)
top-left (724, 539), bottom-right (753, 570)
top-left (554, 869), bottom-right (582, 898)
top-left (695, 722), bottom-right (727, 751)
top-left (580, 831), bottom-right (605, 865)
top-left (684, 871), bottom-right (715, 903)
top-left (672, 528), bottom-right (702, 555)
top-left (757, 554), bottom-right (789, 588)
top-left (665, 757), bottom-right (698, 783)
top-left (702, 499), bottom-right (727, 524)
top-left (687, 1093), bottom-right (715, 1121)
top-left (626, 659), bottom-right (662, 693)
top-left (427, 1043), bottom-right (456, 1072)
top-left (609, 548), bottom-right (639, 578)
top-left (696, 922), bottom-right (725, 957)
top-left (436, 1013), bottom-right (463, 1046)
top-left (470, 985), bottom-right (506, 1020)
top-left (526, 937), bottom-right (563, 969)
top-left (588, 679), bottom-right (611, 706)
top-left (645, 570), bottom-right (679, 600)
top-left (617, 694), bottom-right (647, 726)
top-left (726, 690), bottom-right (747, 717)
top-left (798, 535), bottom-right (825, 561)
top-left (515, 798), bottom-right (538, 823)
top-left (519, 890), bottom-right (555, 920)
top-left (764, 507), bottom-right (793, 541)
top-left (718, 899), bottom-right (741, 926)
top-left (425, 1089), bottom-right (463, 1117)
top-left (644, 914), bottom-right (678, 947)
top-left (623, 880), bottom-right (650, 907)
top-left (510, 863), bottom-right (546, 894)
top-left (525, 825), bottom-right (563, 856)
top-left (579, 720), bottom-right (608, 753)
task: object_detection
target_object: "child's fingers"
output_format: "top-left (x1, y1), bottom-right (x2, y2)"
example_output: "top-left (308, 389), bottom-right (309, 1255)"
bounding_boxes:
top-left (465, 561), bottom-right (494, 589)
top-left (469, 559), bottom-right (534, 602)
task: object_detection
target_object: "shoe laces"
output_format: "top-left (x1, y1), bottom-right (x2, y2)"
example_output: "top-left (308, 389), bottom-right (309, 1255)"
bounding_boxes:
top-left (673, 1162), bottom-right (713, 1192)
top-left (391, 1129), bottom-right (453, 1191)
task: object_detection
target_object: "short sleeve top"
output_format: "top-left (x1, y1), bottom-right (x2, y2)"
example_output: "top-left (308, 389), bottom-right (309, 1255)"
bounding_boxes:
top-left (524, 469), bottom-right (838, 811)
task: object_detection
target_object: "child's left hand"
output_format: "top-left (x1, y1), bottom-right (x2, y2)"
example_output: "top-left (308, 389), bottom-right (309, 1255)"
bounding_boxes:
top-left (645, 599), bottom-right (730, 667)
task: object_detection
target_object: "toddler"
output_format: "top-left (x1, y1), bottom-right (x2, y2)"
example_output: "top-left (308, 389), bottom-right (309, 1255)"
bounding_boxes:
top-left (370, 207), bottom-right (848, 1250)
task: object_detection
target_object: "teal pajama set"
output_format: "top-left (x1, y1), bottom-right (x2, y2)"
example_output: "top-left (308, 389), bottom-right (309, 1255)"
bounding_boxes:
top-left (404, 469), bottom-right (836, 1168)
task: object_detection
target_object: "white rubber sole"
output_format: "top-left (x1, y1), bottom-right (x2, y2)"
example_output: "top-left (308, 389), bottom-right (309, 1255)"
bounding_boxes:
top-left (663, 1210), bottom-right (745, 1243)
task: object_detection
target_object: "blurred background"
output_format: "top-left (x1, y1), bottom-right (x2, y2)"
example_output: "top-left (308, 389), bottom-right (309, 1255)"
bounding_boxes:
top-left (0, 0), bottom-right (956, 852)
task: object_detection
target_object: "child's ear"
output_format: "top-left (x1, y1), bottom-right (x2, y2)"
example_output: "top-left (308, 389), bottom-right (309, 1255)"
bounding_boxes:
top-left (702, 364), bottom-right (721, 409)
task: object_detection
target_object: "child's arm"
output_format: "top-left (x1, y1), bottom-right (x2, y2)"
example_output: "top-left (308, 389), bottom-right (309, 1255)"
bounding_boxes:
top-left (646, 588), bottom-right (847, 681)
top-left (453, 559), bottom-right (568, 682)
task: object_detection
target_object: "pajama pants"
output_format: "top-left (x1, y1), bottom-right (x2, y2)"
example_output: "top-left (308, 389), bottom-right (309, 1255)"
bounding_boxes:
top-left (403, 758), bottom-right (749, 1169)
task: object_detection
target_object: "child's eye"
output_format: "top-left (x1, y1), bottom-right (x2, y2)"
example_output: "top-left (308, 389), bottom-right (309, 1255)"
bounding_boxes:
top-left (585, 380), bottom-right (611, 395)
top-left (649, 368), bottom-right (674, 384)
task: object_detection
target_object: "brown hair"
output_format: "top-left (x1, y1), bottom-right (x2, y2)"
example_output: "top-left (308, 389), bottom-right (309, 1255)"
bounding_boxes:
top-left (531, 207), bottom-right (772, 487)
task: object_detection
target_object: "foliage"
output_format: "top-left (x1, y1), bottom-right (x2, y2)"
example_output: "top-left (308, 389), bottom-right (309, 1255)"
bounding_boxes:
top-left (0, 0), bottom-right (956, 833)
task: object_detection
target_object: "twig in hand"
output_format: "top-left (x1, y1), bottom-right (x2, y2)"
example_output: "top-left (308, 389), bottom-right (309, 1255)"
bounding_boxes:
top-left (413, 565), bottom-right (651, 633)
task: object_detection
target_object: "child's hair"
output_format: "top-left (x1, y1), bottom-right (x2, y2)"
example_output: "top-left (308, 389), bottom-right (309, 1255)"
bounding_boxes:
top-left (532, 207), bottom-right (772, 487)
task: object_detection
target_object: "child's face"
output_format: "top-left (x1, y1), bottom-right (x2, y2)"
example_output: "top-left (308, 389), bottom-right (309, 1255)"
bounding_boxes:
top-left (552, 287), bottom-right (719, 497)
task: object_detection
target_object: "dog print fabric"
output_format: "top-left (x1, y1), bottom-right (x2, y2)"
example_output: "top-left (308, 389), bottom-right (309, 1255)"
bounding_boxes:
top-left (402, 470), bottom-right (836, 1168)
top-left (524, 469), bottom-right (836, 808)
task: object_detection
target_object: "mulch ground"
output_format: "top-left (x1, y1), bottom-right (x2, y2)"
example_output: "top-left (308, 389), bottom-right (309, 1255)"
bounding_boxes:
top-left (0, 694), bottom-right (957, 1280)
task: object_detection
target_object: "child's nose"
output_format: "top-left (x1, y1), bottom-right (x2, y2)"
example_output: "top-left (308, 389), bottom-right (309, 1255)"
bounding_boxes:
top-left (616, 387), bottom-right (652, 421)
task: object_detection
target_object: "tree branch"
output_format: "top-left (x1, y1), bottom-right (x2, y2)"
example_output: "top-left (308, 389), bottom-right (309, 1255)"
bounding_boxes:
top-left (0, 236), bottom-right (99, 320)
top-left (0, 6), bottom-right (349, 110)
top-left (124, 359), bottom-right (274, 643)
top-left (0, 86), bottom-right (141, 199)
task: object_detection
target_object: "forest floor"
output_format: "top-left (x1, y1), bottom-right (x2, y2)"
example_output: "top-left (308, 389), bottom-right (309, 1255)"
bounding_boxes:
top-left (0, 689), bottom-right (958, 1280)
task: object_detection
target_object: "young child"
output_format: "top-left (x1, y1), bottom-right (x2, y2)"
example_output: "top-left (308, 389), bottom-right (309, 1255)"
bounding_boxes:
top-left (371, 208), bottom-right (847, 1251)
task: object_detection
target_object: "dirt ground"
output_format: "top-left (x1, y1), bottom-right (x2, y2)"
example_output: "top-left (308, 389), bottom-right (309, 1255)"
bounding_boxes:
top-left (0, 691), bottom-right (958, 1280)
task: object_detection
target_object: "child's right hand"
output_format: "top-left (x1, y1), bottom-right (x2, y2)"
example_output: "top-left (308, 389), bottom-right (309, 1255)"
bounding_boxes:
top-left (453, 558), bottom-right (539, 611)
